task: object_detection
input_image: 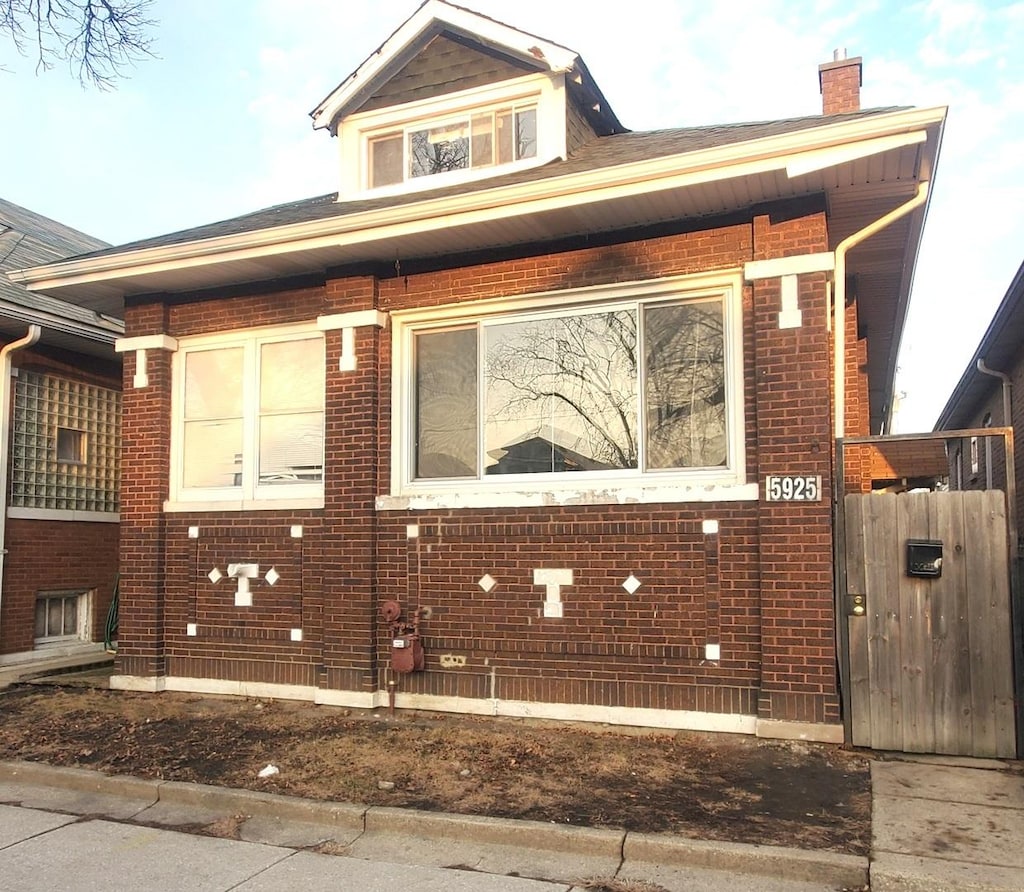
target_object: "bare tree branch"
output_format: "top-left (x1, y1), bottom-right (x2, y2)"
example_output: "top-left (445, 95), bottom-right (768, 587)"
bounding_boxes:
top-left (1, 0), bottom-right (156, 88)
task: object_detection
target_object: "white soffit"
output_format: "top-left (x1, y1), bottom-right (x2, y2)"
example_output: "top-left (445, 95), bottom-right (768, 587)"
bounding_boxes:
top-left (12, 107), bottom-right (945, 300)
top-left (786, 129), bottom-right (928, 179)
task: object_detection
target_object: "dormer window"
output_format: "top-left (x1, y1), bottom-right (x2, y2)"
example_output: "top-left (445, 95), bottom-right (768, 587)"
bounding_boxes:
top-left (336, 73), bottom-right (562, 200)
top-left (369, 104), bottom-right (537, 188)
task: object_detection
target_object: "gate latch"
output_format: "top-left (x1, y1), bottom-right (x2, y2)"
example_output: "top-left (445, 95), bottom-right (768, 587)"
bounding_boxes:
top-left (845, 593), bottom-right (866, 617)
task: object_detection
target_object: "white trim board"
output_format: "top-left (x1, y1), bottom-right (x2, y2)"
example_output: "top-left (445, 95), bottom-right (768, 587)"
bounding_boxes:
top-left (109, 674), bottom-right (837, 742)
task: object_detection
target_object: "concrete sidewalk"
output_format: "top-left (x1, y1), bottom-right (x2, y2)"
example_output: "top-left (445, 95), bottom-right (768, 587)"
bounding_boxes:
top-left (870, 758), bottom-right (1024, 891)
top-left (0, 760), bottom-right (863, 891)
top-left (1, 757), bottom-right (1022, 890)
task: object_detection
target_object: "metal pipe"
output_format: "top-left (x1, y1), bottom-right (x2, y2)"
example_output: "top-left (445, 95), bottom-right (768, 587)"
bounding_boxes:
top-left (0, 326), bottom-right (42, 648)
top-left (833, 182), bottom-right (929, 437)
top-left (977, 359), bottom-right (1013, 428)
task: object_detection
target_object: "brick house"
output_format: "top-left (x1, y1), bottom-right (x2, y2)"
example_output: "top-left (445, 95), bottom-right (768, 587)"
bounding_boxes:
top-left (935, 260), bottom-right (1024, 549)
top-left (0, 198), bottom-right (122, 670)
top-left (11, 2), bottom-right (945, 742)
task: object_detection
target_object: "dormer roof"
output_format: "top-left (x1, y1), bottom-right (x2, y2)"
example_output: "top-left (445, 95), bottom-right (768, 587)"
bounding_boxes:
top-left (309, 0), bottom-right (623, 136)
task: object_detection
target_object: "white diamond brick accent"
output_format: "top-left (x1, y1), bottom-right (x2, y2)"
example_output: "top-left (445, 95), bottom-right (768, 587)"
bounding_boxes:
top-left (208, 567), bottom-right (223, 584)
top-left (265, 567), bottom-right (280, 586)
top-left (478, 574), bottom-right (497, 592)
top-left (622, 574), bottom-right (642, 595)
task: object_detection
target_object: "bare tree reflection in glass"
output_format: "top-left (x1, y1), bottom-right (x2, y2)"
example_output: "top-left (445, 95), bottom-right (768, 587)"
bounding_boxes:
top-left (485, 312), bottom-right (638, 474)
top-left (644, 301), bottom-right (726, 469)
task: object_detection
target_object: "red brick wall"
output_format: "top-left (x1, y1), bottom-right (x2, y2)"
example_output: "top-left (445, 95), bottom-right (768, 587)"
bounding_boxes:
top-left (0, 347), bottom-right (121, 656)
top-left (1, 519), bottom-right (119, 654)
top-left (819, 59), bottom-right (862, 115)
top-left (749, 212), bottom-right (837, 724)
top-left (118, 207), bottom-right (842, 727)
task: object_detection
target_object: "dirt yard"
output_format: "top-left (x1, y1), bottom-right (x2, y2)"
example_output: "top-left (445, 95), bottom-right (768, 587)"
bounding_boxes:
top-left (0, 683), bottom-right (870, 855)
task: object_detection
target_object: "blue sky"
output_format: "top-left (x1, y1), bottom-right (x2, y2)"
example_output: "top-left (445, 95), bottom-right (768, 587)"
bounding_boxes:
top-left (2, 0), bottom-right (1021, 432)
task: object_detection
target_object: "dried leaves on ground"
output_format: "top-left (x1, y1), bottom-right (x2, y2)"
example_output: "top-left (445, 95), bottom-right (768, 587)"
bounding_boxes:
top-left (0, 684), bottom-right (870, 854)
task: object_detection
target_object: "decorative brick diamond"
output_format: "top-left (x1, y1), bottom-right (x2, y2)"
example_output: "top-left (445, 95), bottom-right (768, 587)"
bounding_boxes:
top-left (478, 573), bottom-right (497, 592)
top-left (265, 567), bottom-right (280, 586)
top-left (622, 574), bottom-right (642, 595)
top-left (208, 567), bottom-right (223, 584)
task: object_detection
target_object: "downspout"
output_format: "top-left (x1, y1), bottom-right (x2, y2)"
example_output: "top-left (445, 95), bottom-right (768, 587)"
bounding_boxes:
top-left (833, 181), bottom-right (930, 437)
top-left (0, 326), bottom-right (42, 647)
top-left (977, 359), bottom-right (1012, 428)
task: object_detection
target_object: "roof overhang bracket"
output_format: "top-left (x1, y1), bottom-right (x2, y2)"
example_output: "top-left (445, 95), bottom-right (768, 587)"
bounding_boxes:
top-left (317, 309), bottom-right (389, 372)
top-left (115, 333), bottom-right (178, 389)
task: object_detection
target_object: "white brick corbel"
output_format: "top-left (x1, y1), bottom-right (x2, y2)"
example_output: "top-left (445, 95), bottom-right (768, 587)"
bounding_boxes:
top-left (743, 253), bottom-right (835, 331)
top-left (316, 309), bottom-right (389, 372)
top-left (114, 334), bottom-right (178, 388)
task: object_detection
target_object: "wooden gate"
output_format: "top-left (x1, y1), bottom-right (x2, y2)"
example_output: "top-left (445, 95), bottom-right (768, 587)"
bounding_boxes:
top-left (844, 490), bottom-right (1016, 757)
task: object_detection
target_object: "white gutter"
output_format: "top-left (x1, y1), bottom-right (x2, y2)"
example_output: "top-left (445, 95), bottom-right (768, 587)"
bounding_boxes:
top-left (10, 106), bottom-right (945, 294)
top-left (833, 181), bottom-right (929, 437)
top-left (0, 325), bottom-right (41, 644)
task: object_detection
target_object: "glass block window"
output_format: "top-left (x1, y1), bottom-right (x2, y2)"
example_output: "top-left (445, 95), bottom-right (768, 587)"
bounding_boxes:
top-left (11, 371), bottom-right (121, 513)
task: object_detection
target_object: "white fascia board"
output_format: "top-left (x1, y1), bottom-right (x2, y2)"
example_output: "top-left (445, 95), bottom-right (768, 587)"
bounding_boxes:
top-left (310, 0), bottom-right (578, 130)
top-left (13, 106), bottom-right (946, 295)
top-left (786, 129), bottom-right (928, 178)
top-left (0, 301), bottom-right (124, 342)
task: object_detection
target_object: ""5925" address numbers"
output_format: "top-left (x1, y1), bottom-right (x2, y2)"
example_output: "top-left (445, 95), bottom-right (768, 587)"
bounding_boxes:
top-left (765, 475), bottom-right (821, 501)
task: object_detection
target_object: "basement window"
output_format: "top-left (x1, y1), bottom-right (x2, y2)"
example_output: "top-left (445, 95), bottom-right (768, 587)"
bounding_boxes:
top-left (34, 589), bottom-right (90, 646)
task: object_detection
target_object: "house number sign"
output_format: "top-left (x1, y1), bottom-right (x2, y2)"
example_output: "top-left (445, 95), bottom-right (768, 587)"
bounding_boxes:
top-left (765, 475), bottom-right (821, 501)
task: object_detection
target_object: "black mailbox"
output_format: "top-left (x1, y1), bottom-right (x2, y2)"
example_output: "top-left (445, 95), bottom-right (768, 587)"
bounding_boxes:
top-left (906, 539), bottom-right (943, 578)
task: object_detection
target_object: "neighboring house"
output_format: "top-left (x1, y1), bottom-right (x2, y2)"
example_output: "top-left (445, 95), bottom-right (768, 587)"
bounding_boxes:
top-left (10, 2), bottom-right (945, 743)
top-left (0, 198), bottom-right (123, 669)
top-left (935, 260), bottom-right (1024, 548)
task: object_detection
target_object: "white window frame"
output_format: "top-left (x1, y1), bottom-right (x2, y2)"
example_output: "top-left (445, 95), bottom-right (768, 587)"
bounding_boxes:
top-left (34, 588), bottom-right (91, 647)
top-left (383, 271), bottom-right (752, 510)
top-left (167, 323), bottom-right (325, 513)
top-left (339, 72), bottom-right (566, 200)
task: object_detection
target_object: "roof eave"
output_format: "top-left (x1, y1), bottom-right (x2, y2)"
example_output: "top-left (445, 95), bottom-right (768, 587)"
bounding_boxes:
top-left (11, 106), bottom-right (946, 300)
top-left (934, 258), bottom-right (1024, 430)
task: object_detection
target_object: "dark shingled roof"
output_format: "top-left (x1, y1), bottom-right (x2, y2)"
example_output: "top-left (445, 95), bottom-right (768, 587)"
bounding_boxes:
top-left (0, 198), bottom-right (116, 324)
top-left (72, 107), bottom-right (906, 262)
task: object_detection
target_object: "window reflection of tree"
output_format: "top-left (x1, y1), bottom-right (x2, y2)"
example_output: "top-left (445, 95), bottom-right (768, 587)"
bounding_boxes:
top-left (486, 312), bottom-right (639, 471)
top-left (645, 302), bottom-right (726, 469)
top-left (410, 130), bottom-right (469, 177)
top-left (415, 329), bottom-right (478, 478)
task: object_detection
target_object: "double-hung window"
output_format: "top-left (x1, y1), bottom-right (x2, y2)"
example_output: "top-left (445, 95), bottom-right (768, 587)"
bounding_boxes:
top-left (171, 326), bottom-right (325, 508)
top-left (391, 274), bottom-right (746, 504)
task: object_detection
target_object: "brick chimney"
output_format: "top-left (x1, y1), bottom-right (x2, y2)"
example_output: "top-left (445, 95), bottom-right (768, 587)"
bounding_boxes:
top-left (818, 49), bottom-right (862, 115)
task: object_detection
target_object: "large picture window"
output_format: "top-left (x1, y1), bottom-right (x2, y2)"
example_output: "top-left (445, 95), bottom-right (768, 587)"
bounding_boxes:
top-left (172, 327), bottom-right (324, 507)
top-left (397, 276), bottom-right (744, 498)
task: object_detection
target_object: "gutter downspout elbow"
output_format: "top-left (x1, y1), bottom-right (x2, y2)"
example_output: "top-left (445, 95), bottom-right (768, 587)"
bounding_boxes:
top-left (977, 359), bottom-right (1012, 428)
top-left (833, 181), bottom-right (930, 438)
top-left (0, 325), bottom-right (42, 649)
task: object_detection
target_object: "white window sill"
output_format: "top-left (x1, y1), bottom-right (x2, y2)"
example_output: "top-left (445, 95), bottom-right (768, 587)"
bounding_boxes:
top-left (376, 482), bottom-right (759, 512)
top-left (164, 497), bottom-right (324, 513)
top-left (7, 507), bottom-right (119, 523)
